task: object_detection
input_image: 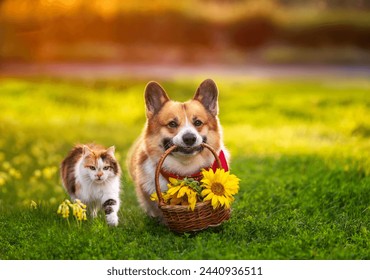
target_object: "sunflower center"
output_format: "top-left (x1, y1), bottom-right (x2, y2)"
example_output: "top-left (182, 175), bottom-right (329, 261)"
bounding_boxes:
top-left (211, 182), bottom-right (225, 196)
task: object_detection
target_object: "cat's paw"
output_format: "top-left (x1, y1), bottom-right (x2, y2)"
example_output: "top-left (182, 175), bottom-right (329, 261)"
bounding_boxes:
top-left (106, 213), bottom-right (119, 226)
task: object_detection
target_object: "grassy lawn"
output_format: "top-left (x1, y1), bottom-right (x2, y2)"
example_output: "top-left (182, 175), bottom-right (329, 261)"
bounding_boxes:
top-left (0, 76), bottom-right (369, 259)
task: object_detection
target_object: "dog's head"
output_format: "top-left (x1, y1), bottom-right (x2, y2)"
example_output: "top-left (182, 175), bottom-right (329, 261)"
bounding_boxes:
top-left (143, 79), bottom-right (222, 159)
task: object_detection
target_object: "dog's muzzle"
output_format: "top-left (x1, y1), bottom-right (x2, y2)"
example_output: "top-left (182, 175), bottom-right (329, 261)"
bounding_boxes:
top-left (162, 136), bottom-right (207, 154)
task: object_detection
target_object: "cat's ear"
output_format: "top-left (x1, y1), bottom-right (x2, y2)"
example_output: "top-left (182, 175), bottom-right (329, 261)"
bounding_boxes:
top-left (144, 81), bottom-right (170, 119)
top-left (82, 145), bottom-right (92, 157)
top-left (106, 146), bottom-right (115, 157)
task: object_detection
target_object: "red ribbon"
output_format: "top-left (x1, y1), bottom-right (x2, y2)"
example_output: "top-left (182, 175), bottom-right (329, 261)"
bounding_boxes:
top-left (211, 149), bottom-right (229, 172)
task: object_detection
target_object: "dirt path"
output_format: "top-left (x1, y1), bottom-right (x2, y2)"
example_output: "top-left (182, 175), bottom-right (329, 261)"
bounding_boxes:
top-left (1, 62), bottom-right (369, 80)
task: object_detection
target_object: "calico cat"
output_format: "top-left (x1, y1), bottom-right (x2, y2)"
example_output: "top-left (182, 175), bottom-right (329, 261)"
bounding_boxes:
top-left (60, 144), bottom-right (121, 226)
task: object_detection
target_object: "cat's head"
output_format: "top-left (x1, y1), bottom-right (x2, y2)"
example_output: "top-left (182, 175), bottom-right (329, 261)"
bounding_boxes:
top-left (82, 145), bottom-right (120, 184)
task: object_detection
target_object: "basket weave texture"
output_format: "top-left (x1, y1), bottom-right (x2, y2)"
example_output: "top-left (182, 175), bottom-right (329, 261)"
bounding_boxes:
top-left (155, 143), bottom-right (231, 233)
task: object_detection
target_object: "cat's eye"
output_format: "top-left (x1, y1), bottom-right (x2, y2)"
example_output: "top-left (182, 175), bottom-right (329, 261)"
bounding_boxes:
top-left (89, 166), bottom-right (96, 170)
top-left (168, 120), bottom-right (178, 128)
top-left (103, 166), bottom-right (110, 171)
top-left (194, 120), bottom-right (203, 127)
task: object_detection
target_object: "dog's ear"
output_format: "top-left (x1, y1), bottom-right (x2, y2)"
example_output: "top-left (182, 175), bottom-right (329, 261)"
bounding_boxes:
top-left (144, 81), bottom-right (170, 118)
top-left (193, 79), bottom-right (219, 116)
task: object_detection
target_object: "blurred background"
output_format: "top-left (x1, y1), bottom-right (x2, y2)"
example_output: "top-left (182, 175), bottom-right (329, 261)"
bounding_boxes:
top-left (0, 0), bottom-right (369, 67)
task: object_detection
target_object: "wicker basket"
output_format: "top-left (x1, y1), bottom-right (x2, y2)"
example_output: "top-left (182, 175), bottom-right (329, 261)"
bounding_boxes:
top-left (155, 143), bottom-right (231, 233)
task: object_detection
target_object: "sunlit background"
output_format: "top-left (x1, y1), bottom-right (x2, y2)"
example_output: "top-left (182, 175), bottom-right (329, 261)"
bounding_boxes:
top-left (0, 0), bottom-right (369, 64)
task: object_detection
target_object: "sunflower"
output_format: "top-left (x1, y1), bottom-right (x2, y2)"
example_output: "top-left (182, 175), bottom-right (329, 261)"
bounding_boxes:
top-left (150, 177), bottom-right (200, 210)
top-left (167, 178), bottom-right (199, 210)
top-left (200, 168), bottom-right (240, 209)
top-left (150, 191), bottom-right (172, 204)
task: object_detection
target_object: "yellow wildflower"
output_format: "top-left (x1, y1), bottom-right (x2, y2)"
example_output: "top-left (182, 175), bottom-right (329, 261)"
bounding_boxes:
top-left (34, 170), bottom-right (42, 178)
top-left (57, 201), bottom-right (70, 218)
top-left (0, 176), bottom-right (5, 186)
top-left (200, 168), bottom-right (240, 210)
top-left (57, 199), bottom-right (87, 222)
top-left (65, 199), bottom-right (72, 206)
top-left (71, 199), bottom-right (87, 221)
top-left (9, 168), bottom-right (21, 179)
top-left (42, 166), bottom-right (57, 179)
top-left (2, 162), bottom-right (11, 170)
top-left (30, 200), bottom-right (38, 209)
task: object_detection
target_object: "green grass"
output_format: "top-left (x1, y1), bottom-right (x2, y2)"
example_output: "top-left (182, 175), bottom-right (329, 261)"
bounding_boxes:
top-left (0, 76), bottom-right (369, 259)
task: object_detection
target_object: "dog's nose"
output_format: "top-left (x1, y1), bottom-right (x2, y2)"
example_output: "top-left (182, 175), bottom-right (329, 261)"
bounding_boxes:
top-left (182, 133), bottom-right (197, 146)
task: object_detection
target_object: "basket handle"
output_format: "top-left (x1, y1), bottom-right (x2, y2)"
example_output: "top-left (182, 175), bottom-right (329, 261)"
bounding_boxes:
top-left (154, 143), bottom-right (222, 206)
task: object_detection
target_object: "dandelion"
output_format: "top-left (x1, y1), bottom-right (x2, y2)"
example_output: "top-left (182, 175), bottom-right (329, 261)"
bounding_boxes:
top-left (200, 168), bottom-right (240, 210)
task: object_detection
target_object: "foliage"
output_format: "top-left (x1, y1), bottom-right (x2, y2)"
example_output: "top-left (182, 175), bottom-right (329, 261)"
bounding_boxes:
top-left (0, 77), bottom-right (369, 259)
top-left (0, 0), bottom-right (369, 62)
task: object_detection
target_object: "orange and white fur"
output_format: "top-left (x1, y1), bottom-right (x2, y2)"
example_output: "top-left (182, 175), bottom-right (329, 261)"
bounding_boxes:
top-left (61, 144), bottom-right (121, 226)
top-left (128, 79), bottom-right (229, 217)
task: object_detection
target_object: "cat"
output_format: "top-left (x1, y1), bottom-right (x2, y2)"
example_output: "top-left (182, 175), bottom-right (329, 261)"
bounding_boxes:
top-left (60, 144), bottom-right (121, 226)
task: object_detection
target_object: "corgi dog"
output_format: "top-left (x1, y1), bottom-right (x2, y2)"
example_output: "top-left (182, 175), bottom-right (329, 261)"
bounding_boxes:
top-left (128, 79), bottom-right (229, 217)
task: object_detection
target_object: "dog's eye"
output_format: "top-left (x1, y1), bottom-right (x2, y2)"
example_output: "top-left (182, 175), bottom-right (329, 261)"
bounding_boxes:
top-left (194, 120), bottom-right (203, 127)
top-left (168, 121), bottom-right (178, 128)
top-left (89, 166), bottom-right (96, 171)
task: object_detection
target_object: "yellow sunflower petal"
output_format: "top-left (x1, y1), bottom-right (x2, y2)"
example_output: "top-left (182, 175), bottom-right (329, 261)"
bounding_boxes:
top-left (188, 194), bottom-right (197, 211)
top-left (201, 169), bottom-right (214, 182)
top-left (203, 193), bottom-right (214, 201)
top-left (211, 195), bottom-right (219, 209)
top-left (177, 186), bottom-right (188, 198)
top-left (217, 195), bottom-right (226, 206)
top-left (201, 189), bottom-right (212, 197)
top-left (224, 197), bottom-right (231, 209)
top-left (150, 193), bottom-right (158, 201)
top-left (167, 186), bottom-right (181, 195)
top-left (169, 177), bottom-right (179, 185)
top-left (201, 179), bottom-right (211, 188)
